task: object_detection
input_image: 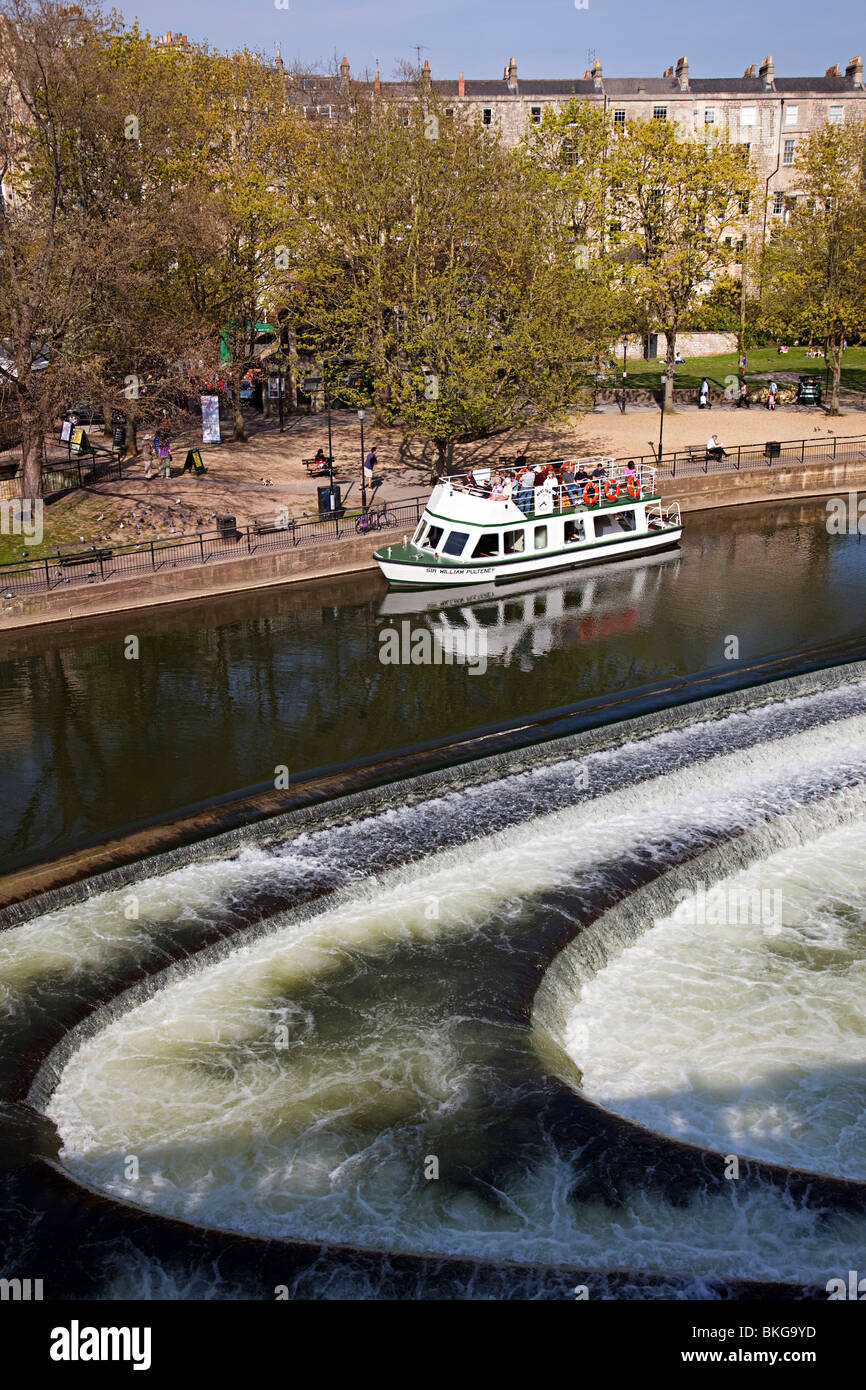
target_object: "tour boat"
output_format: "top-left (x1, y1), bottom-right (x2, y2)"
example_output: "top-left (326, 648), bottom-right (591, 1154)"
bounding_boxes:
top-left (374, 459), bottom-right (682, 589)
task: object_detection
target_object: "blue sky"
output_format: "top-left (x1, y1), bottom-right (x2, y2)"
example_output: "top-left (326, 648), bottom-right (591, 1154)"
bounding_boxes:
top-left (120, 0), bottom-right (862, 81)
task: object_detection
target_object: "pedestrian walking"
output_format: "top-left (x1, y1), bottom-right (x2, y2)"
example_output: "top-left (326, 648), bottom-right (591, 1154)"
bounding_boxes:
top-left (158, 436), bottom-right (172, 478)
top-left (768, 380), bottom-right (777, 411)
top-left (699, 378), bottom-right (711, 410)
top-left (737, 381), bottom-right (750, 409)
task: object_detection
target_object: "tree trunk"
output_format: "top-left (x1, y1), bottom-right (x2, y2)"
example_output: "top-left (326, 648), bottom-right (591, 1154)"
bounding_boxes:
top-left (828, 335), bottom-right (842, 415)
top-left (664, 332), bottom-right (676, 412)
top-left (433, 438), bottom-right (453, 477)
top-left (123, 408), bottom-right (140, 459)
top-left (101, 400), bottom-right (114, 438)
top-left (231, 362), bottom-right (246, 441)
top-left (20, 409), bottom-right (45, 500)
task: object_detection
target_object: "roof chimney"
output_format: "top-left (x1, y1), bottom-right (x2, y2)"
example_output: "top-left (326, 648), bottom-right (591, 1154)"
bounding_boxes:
top-left (458, 70), bottom-right (465, 97)
top-left (743, 63), bottom-right (755, 78)
top-left (422, 58), bottom-right (431, 84)
top-left (339, 55), bottom-right (350, 79)
top-left (825, 63), bottom-right (841, 77)
top-left (676, 55), bottom-right (689, 91)
top-left (846, 54), bottom-right (864, 87)
top-left (759, 54), bottom-right (774, 89)
top-left (374, 67), bottom-right (381, 93)
top-left (591, 58), bottom-right (603, 93)
top-left (663, 65), bottom-right (673, 79)
top-left (583, 69), bottom-right (591, 80)
top-left (505, 55), bottom-right (518, 89)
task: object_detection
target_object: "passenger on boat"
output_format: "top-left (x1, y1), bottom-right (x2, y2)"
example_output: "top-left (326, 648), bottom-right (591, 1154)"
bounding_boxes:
top-left (516, 466), bottom-right (536, 514)
top-left (560, 461), bottom-right (580, 505)
top-left (591, 461), bottom-right (607, 480)
top-left (575, 464), bottom-right (589, 483)
top-left (624, 460), bottom-right (638, 480)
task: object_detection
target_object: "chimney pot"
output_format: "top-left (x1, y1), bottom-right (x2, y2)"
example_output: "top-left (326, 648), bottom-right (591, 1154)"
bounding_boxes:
top-left (458, 71), bottom-right (465, 97)
top-left (591, 58), bottom-right (602, 92)
top-left (743, 63), bottom-right (755, 78)
top-left (676, 55), bottom-right (689, 91)
top-left (825, 62), bottom-right (841, 77)
top-left (759, 54), bottom-right (774, 89)
top-left (846, 55), bottom-right (864, 87)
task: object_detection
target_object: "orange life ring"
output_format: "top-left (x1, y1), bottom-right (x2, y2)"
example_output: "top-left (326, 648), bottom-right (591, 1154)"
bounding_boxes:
top-left (604, 479), bottom-right (621, 501)
top-left (626, 477), bottom-right (642, 499)
top-left (583, 482), bottom-right (599, 505)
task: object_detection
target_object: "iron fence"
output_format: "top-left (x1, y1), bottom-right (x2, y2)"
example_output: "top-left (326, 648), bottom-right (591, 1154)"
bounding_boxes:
top-left (2, 433), bottom-right (866, 600)
top-left (0, 497), bottom-right (428, 598)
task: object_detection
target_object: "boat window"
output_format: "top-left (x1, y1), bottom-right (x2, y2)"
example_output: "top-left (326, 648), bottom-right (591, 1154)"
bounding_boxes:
top-left (503, 601), bottom-right (524, 621)
top-left (422, 525), bottom-right (444, 549)
top-left (564, 518), bottom-right (586, 544)
top-left (534, 525), bottom-right (548, 550)
top-left (504, 529), bottom-right (525, 554)
top-left (472, 532), bottom-right (501, 558)
top-left (412, 522), bottom-right (425, 544)
top-left (595, 511), bottom-right (636, 537)
top-left (441, 530), bottom-right (470, 557)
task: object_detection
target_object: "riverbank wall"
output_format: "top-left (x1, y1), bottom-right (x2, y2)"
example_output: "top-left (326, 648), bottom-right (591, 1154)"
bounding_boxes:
top-left (2, 455), bottom-right (865, 631)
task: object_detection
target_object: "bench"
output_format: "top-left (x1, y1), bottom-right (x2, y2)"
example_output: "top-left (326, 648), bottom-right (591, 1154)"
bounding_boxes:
top-left (56, 547), bottom-right (113, 569)
top-left (303, 456), bottom-right (333, 475)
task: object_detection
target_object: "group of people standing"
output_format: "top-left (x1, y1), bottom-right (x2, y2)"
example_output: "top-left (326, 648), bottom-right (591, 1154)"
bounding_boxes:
top-left (699, 376), bottom-right (778, 410)
top-left (467, 454), bottom-right (638, 516)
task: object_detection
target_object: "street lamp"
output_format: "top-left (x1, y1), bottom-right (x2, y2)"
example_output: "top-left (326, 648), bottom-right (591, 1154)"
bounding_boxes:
top-left (657, 372), bottom-right (667, 467)
top-left (358, 408), bottom-right (367, 512)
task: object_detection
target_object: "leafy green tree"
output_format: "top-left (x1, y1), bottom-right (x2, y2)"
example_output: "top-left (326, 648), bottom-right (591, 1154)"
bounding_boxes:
top-left (608, 117), bottom-right (754, 410)
top-left (296, 78), bottom-right (595, 472)
top-left (760, 119), bottom-right (866, 414)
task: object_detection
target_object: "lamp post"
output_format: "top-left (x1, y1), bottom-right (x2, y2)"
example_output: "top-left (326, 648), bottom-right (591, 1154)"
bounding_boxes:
top-left (358, 408), bottom-right (367, 512)
top-left (657, 371), bottom-right (667, 467)
top-left (621, 339), bottom-right (628, 415)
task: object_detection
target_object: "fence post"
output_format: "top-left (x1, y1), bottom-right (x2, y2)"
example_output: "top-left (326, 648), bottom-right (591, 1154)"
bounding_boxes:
top-left (150, 540), bottom-right (155, 570)
top-left (199, 533), bottom-right (204, 562)
top-left (246, 525), bottom-right (252, 554)
top-left (801, 439), bottom-right (805, 463)
top-left (44, 558), bottom-right (50, 590)
top-left (671, 455), bottom-right (676, 478)
top-left (76, 458), bottom-right (82, 487)
top-left (736, 445), bottom-right (741, 470)
top-left (97, 551), bottom-right (104, 582)
top-left (833, 434), bottom-right (837, 459)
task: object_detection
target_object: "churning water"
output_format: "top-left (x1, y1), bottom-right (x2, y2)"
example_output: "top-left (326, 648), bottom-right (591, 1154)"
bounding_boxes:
top-left (16, 665), bottom-right (866, 1292)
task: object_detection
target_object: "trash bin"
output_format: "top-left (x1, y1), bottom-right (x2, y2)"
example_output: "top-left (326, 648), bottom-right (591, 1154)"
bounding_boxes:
top-left (217, 514), bottom-right (239, 540)
top-left (317, 485), bottom-right (343, 518)
top-left (765, 441), bottom-right (781, 460)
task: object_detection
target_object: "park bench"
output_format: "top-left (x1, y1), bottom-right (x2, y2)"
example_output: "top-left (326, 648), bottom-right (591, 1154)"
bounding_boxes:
top-left (252, 518), bottom-right (290, 536)
top-left (56, 547), bottom-right (113, 571)
top-left (303, 456), bottom-right (333, 475)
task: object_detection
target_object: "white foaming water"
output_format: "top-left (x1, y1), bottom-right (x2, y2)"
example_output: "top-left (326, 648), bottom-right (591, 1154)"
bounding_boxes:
top-left (563, 819), bottom-right (866, 1179)
top-left (5, 675), bottom-right (866, 1013)
top-left (43, 706), bottom-right (866, 1284)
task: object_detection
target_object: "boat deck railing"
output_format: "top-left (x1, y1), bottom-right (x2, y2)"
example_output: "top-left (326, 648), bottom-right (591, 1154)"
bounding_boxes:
top-left (441, 458), bottom-right (657, 515)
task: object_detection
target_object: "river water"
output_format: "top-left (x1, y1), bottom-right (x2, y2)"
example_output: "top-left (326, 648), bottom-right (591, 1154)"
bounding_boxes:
top-left (3, 495), bottom-right (866, 1299)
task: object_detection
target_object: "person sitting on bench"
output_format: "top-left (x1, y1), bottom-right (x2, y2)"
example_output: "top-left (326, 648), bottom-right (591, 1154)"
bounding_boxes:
top-left (311, 448), bottom-right (328, 471)
top-left (706, 434), bottom-right (728, 461)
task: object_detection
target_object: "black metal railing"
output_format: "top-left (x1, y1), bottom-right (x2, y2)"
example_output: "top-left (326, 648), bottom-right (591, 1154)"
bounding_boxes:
top-left (2, 433), bottom-right (866, 600)
top-left (0, 497), bottom-right (428, 598)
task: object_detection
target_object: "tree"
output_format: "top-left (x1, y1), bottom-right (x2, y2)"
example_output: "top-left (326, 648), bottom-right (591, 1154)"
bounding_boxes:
top-left (0, 0), bottom-right (127, 497)
top-left (608, 117), bottom-right (754, 410)
top-left (760, 119), bottom-right (866, 414)
top-left (169, 48), bottom-right (311, 442)
top-left (296, 76), bottom-right (596, 473)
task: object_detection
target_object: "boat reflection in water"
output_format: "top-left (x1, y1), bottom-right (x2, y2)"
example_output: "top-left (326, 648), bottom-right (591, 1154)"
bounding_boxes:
top-left (379, 550), bottom-right (680, 670)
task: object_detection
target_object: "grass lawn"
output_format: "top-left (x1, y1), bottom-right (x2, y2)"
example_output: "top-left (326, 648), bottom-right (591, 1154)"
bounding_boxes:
top-left (618, 346), bottom-right (866, 395)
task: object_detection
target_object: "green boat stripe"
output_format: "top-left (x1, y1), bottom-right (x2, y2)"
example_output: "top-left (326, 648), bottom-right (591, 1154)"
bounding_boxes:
top-left (376, 525), bottom-right (681, 570)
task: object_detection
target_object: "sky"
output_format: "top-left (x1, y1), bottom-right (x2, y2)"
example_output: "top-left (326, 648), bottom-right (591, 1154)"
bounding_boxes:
top-left (116, 0), bottom-right (863, 81)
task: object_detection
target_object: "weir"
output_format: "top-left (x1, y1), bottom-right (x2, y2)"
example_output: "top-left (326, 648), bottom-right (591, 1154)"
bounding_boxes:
top-left (4, 665), bottom-right (866, 1297)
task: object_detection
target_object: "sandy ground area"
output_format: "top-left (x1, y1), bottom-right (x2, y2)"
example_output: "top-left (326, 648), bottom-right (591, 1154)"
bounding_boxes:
top-left (4, 400), bottom-right (865, 551)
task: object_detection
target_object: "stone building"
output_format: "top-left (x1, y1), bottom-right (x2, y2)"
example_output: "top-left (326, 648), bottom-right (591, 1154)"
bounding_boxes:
top-left (324, 52), bottom-right (866, 241)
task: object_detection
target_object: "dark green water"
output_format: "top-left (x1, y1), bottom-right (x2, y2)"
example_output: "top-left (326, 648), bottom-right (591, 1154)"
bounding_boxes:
top-left (1, 496), bottom-right (864, 870)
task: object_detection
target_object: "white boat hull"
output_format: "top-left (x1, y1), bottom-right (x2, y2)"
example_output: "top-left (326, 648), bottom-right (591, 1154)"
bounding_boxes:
top-left (376, 526), bottom-right (682, 589)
